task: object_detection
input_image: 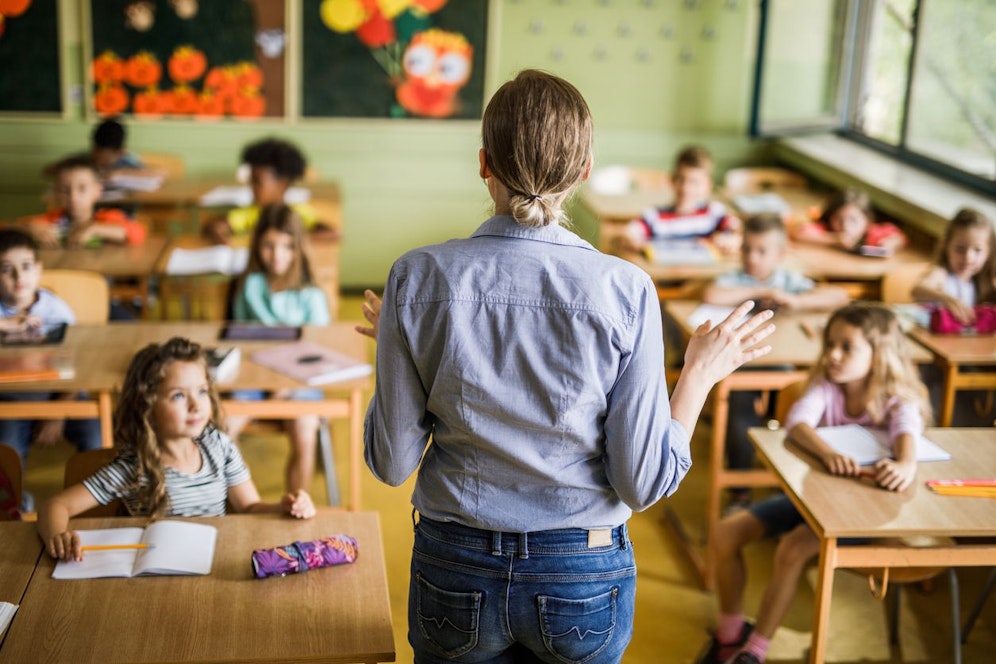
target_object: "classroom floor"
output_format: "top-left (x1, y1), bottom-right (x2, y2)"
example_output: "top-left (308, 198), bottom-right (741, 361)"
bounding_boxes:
top-left (21, 295), bottom-right (995, 663)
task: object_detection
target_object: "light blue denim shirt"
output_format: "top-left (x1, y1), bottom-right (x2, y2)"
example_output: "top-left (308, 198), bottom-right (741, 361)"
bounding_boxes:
top-left (364, 215), bottom-right (691, 532)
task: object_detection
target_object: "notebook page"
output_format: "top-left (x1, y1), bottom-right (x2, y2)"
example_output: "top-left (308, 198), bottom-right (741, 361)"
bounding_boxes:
top-left (816, 424), bottom-right (952, 465)
top-left (0, 602), bottom-right (17, 637)
top-left (52, 527), bottom-right (145, 579)
top-left (134, 520), bottom-right (217, 576)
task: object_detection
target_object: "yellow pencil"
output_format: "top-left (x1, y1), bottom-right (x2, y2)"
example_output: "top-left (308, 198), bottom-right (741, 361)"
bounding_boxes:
top-left (80, 543), bottom-right (151, 552)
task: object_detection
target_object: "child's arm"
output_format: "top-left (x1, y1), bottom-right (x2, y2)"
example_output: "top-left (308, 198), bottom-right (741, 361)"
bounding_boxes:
top-left (787, 423), bottom-right (862, 477)
top-left (702, 283), bottom-right (773, 306)
top-left (871, 433), bottom-right (917, 491)
top-left (0, 313), bottom-right (42, 332)
top-left (69, 222), bottom-right (128, 247)
top-left (912, 266), bottom-right (976, 324)
top-left (201, 216), bottom-right (233, 245)
top-left (772, 285), bottom-right (850, 311)
top-left (37, 484), bottom-right (102, 561)
top-left (26, 222), bottom-right (61, 249)
top-left (227, 480), bottom-right (316, 519)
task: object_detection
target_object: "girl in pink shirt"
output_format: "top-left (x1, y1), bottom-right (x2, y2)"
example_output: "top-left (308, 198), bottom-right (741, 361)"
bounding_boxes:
top-left (696, 302), bottom-right (931, 664)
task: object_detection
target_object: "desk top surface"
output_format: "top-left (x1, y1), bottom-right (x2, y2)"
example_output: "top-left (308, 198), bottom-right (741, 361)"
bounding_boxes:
top-left (38, 234), bottom-right (170, 278)
top-left (0, 322), bottom-right (371, 393)
top-left (0, 510), bottom-right (395, 664)
top-left (750, 427), bottom-right (996, 538)
top-left (119, 178), bottom-right (342, 207)
top-left (908, 326), bottom-right (996, 364)
top-left (0, 521), bottom-right (42, 605)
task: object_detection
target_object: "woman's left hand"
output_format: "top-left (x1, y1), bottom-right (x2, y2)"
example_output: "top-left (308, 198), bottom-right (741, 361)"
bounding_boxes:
top-left (872, 458), bottom-right (916, 492)
top-left (354, 290), bottom-right (382, 340)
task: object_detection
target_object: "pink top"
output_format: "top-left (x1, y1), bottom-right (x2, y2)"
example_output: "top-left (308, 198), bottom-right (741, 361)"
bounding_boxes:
top-left (785, 378), bottom-right (923, 448)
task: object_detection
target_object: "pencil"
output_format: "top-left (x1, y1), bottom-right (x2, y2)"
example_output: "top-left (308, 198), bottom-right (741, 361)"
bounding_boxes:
top-left (80, 543), bottom-right (151, 552)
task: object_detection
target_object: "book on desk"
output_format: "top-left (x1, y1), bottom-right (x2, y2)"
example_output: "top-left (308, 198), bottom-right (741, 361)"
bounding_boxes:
top-left (251, 340), bottom-right (372, 386)
top-left (165, 245), bottom-right (249, 276)
top-left (53, 520), bottom-right (217, 579)
top-left (816, 424), bottom-right (952, 465)
top-left (0, 348), bottom-right (74, 383)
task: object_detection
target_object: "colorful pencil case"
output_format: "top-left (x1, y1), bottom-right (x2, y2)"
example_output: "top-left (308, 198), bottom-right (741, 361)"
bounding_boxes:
top-left (251, 534), bottom-right (359, 579)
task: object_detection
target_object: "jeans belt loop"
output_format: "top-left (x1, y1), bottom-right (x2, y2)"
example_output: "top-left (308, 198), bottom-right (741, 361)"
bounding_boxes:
top-left (518, 532), bottom-right (529, 560)
top-left (491, 530), bottom-right (501, 556)
top-left (620, 523), bottom-right (630, 551)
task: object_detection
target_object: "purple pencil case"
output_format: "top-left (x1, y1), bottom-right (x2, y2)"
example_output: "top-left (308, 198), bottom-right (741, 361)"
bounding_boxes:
top-left (251, 534), bottom-right (359, 579)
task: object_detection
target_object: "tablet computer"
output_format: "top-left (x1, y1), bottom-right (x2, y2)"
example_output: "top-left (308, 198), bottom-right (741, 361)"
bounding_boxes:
top-left (0, 322), bottom-right (68, 346)
top-left (220, 324), bottom-right (302, 341)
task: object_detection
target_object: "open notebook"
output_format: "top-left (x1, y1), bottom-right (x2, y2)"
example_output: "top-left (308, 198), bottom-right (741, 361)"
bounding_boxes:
top-left (816, 424), bottom-right (952, 465)
top-left (52, 520), bottom-right (217, 579)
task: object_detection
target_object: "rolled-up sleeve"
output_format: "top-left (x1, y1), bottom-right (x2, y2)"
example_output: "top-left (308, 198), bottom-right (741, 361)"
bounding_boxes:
top-left (363, 264), bottom-right (433, 486)
top-left (601, 276), bottom-right (692, 510)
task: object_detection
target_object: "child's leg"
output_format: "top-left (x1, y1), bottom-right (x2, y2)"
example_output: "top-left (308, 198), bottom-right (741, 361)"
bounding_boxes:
top-left (0, 418), bottom-right (34, 462)
top-left (284, 415), bottom-right (319, 494)
top-left (712, 510), bottom-right (768, 616)
top-left (63, 417), bottom-right (104, 452)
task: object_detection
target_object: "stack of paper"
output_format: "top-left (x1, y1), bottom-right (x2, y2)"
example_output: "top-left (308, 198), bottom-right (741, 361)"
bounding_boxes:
top-left (199, 185), bottom-right (311, 208)
top-left (165, 245), bottom-right (249, 276)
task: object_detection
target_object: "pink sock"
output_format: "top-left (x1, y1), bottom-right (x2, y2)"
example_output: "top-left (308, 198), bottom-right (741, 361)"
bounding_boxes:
top-left (743, 633), bottom-right (771, 662)
top-left (717, 613), bottom-right (746, 644)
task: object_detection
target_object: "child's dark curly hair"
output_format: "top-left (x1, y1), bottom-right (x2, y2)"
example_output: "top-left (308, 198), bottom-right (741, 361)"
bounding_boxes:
top-left (240, 138), bottom-right (307, 182)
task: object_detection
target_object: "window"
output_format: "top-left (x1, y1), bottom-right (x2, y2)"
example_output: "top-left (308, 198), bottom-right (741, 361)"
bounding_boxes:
top-left (752, 0), bottom-right (996, 193)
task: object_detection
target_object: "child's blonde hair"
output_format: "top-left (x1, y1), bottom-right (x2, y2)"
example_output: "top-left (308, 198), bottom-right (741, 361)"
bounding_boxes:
top-left (244, 203), bottom-right (316, 291)
top-left (809, 302), bottom-right (931, 426)
top-left (481, 69), bottom-right (592, 228)
top-left (113, 337), bottom-right (222, 518)
top-left (937, 207), bottom-right (995, 303)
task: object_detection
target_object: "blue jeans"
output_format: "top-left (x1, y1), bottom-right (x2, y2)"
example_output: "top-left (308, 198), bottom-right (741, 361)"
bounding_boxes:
top-left (0, 392), bottom-right (103, 462)
top-left (409, 516), bottom-right (637, 664)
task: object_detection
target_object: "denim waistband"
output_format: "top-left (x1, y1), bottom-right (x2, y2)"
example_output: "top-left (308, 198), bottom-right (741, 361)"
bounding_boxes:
top-left (415, 514), bottom-right (630, 558)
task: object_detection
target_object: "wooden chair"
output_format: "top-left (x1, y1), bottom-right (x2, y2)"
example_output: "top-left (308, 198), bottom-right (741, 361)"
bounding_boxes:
top-left (774, 380), bottom-right (964, 663)
top-left (138, 152), bottom-right (185, 179)
top-left (723, 167), bottom-right (807, 193)
top-left (64, 448), bottom-right (123, 518)
top-left (0, 442), bottom-right (22, 519)
top-left (39, 269), bottom-right (109, 323)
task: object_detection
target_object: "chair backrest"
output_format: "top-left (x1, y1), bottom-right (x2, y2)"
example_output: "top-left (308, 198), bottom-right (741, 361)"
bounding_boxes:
top-left (724, 167), bottom-right (807, 193)
top-left (138, 152), bottom-right (185, 179)
top-left (773, 379), bottom-right (809, 428)
top-left (64, 448), bottom-right (123, 518)
top-left (0, 442), bottom-right (22, 519)
top-left (39, 269), bottom-right (109, 324)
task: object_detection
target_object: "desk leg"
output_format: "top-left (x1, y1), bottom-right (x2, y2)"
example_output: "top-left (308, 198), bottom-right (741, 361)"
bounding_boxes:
top-left (98, 392), bottom-right (113, 448)
top-left (941, 361), bottom-right (957, 427)
top-left (810, 537), bottom-right (838, 664)
top-left (703, 380), bottom-right (732, 589)
top-left (349, 388), bottom-right (362, 511)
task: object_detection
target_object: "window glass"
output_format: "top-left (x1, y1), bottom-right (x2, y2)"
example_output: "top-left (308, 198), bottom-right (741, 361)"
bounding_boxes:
top-left (854, 0), bottom-right (915, 145)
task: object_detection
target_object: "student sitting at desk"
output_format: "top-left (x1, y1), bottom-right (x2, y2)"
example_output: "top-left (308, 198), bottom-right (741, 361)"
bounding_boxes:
top-left (697, 303), bottom-right (931, 664)
top-left (42, 117), bottom-right (146, 179)
top-left (791, 187), bottom-right (906, 255)
top-left (620, 144), bottom-right (741, 254)
top-left (201, 137), bottom-right (338, 245)
top-left (0, 229), bottom-right (103, 513)
top-left (703, 213), bottom-right (849, 511)
top-left (38, 337), bottom-right (316, 561)
top-left (26, 156), bottom-right (147, 249)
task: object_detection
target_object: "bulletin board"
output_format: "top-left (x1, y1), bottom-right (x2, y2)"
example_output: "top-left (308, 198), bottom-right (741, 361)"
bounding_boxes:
top-left (0, 0), bottom-right (63, 115)
top-left (85, 0), bottom-right (286, 120)
top-left (301, 0), bottom-right (488, 120)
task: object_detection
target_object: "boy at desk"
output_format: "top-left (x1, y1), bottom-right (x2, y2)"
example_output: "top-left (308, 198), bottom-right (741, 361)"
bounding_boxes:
top-left (0, 229), bottom-right (102, 512)
top-left (26, 156), bottom-right (147, 249)
top-left (620, 144), bottom-right (741, 255)
top-left (201, 138), bottom-right (338, 245)
top-left (703, 213), bottom-right (848, 511)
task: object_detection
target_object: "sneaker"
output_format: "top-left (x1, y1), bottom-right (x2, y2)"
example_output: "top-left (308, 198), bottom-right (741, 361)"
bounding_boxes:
top-left (731, 653), bottom-right (761, 664)
top-left (694, 622), bottom-right (754, 664)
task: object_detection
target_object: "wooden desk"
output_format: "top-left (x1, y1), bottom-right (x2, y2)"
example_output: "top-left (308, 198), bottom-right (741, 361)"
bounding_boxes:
top-left (0, 522), bottom-right (42, 607)
top-left (0, 322), bottom-right (370, 509)
top-left (0, 510), bottom-right (395, 663)
top-left (663, 301), bottom-right (934, 588)
top-left (783, 243), bottom-right (931, 299)
top-left (154, 235), bottom-right (341, 321)
top-left (749, 427), bottom-right (996, 664)
top-left (38, 234), bottom-right (170, 317)
top-left (908, 327), bottom-right (996, 426)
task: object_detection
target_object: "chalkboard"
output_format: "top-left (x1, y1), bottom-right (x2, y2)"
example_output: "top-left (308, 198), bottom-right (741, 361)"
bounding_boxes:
top-left (0, 0), bottom-right (62, 114)
top-left (302, 0), bottom-right (488, 119)
top-left (87, 0), bottom-right (285, 119)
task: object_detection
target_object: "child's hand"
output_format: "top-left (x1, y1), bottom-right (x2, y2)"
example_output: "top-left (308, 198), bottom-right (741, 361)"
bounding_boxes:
top-left (355, 290), bottom-right (382, 340)
top-left (33, 419), bottom-right (66, 447)
top-left (769, 290), bottom-right (801, 310)
top-left (67, 224), bottom-right (97, 249)
top-left (872, 458), bottom-right (916, 491)
top-left (281, 489), bottom-right (316, 519)
top-left (822, 452), bottom-right (861, 477)
top-left (945, 298), bottom-right (976, 325)
top-left (712, 230), bottom-right (742, 254)
top-left (29, 224), bottom-right (61, 249)
top-left (0, 313), bottom-right (41, 332)
top-left (47, 530), bottom-right (83, 561)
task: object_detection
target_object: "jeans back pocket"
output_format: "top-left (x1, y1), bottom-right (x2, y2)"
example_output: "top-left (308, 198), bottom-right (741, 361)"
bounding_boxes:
top-left (538, 587), bottom-right (617, 663)
top-left (414, 572), bottom-right (482, 659)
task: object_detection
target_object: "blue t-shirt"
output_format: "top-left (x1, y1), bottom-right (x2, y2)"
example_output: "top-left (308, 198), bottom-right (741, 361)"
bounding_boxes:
top-left (0, 288), bottom-right (76, 324)
top-left (713, 268), bottom-right (814, 294)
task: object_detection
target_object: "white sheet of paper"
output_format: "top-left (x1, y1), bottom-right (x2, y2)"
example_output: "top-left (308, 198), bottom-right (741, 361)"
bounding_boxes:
top-left (199, 185), bottom-right (311, 207)
top-left (816, 424), bottom-right (952, 465)
top-left (134, 520), bottom-right (217, 576)
top-left (52, 527), bottom-right (145, 579)
top-left (0, 602), bottom-right (18, 637)
top-left (165, 245), bottom-right (249, 276)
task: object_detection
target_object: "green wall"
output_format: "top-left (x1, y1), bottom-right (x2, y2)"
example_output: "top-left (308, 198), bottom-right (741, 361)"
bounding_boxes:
top-left (0, 0), bottom-right (767, 289)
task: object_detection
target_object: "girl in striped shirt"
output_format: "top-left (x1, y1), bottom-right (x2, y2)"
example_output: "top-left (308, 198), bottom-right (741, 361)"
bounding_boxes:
top-left (39, 337), bottom-right (315, 561)
top-left (698, 303), bottom-right (931, 664)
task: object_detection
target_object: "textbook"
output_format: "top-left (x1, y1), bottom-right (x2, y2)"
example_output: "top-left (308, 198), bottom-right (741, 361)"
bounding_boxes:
top-left (205, 346), bottom-right (241, 384)
top-left (0, 349), bottom-right (74, 383)
top-left (105, 172), bottom-right (164, 192)
top-left (199, 185), bottom-right (311, 208)
top-left (251, 340), bottom-right (372, 386)
top-left (52, 520), bottom-right (217, 579)
top-left (646, 238), bottom-right (717, 266)
top-left (816, 424), bottom-right (952, 465)
top-left (165, 245), bottom-right (249, 276)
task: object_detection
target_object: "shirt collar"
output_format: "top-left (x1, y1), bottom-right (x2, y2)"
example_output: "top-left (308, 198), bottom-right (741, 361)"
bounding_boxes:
top-left (470, 215), bottom-right (596, 252)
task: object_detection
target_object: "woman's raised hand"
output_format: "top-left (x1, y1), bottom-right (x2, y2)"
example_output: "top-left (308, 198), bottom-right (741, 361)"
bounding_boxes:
top-left (683, 301), bottom-right (775, 387)
top-left (354, 290), bottom-right (382, 340)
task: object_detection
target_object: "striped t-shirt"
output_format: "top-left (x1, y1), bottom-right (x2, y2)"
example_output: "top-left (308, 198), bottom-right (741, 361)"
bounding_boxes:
top-left (83, 425), bottom-right (252, 517)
